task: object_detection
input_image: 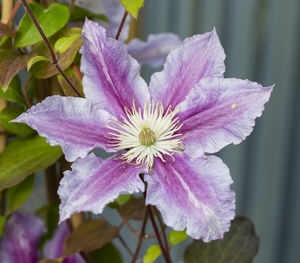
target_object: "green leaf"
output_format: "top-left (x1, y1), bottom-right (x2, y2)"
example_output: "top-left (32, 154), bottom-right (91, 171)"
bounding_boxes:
top-left (108, 194), bottom-right (133, 208)
top-left (5, 174), bottom-right (35, 216)
top-left (91, 242), bottom-right (123, 263)
top-left (121, 0), bottom-right (144, 19)
top-left (0, 23), bottom-right (16, 38)
top-left (143, 245), bottom-right (161, 263)
top-left (0, 216), bottom-right (5, 236)
top-left (0, 135), bottom-right (62, 190)
top-left (14, 2), bottom-right (70, 48)
top-left (30, 28), bottom-right (83, 79)
top-left (27, 55), bottom-right (50, 71)
top-left (117, 197), bottom-right (145, 221)
top-left (0, 49), bottom-right (36, 91)
top-left (63, 220), bottom-right (119, 257)
top-left (69, 5), bottom-right (108, 22)
top-left (0, 106), bottom-right (35, 135)
top-left (57, 66), bottom-right (83, 97)
top-left (0, 75), bottom-right (27, 105)
top-left (54, 33), bottom-right (81, 54)
top-left (184, 216), bottom-right (260, 263)
top-left (168, 230), bottom-right (188, 245)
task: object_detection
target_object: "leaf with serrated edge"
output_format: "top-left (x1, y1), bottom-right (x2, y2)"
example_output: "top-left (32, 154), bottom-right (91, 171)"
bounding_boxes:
top-left (5, 175), bottom-right (35, 216)
top-left (184, 216), bottom-right (259, 263)
top-left (118, 197), bottom-right (145, 221)
top-left (14, 2), bottom-right (70, 47)
top-left (121, 0), bottom-right (144, 19)
top-left (168, 230), bottom-right (188, 245)
top-left (143, 245), bottom-right (161, 263)
top-left (63, 220), bottom-right (119, 257)
top-left (0, 135), bottom-right (62, 190)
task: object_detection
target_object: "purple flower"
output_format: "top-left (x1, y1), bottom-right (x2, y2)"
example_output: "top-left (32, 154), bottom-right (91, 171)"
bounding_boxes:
top-left (15, 19), bottom-right (273, 241)
top-left (0, 213), bottom-right (84, 263)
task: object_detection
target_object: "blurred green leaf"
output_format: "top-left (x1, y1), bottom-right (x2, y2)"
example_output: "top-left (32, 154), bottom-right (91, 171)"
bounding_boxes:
top-left (0, 216), bottom-right (5, 236)
top-left (143, 245), bottom-right (161, 263)
top-left (0, 135), bottom-right (62, 190)
top-left (184, 216), bottom-right (259, 263)
top-left (57, 66), bottom-right (83, 97)
top-left (91, 242), bottom-right (123, 263)
top-left (27, 55), bottom-right (50, 71)
top-left (0, 75), bottom-right (26, 105)
top-left (108, 194), bottom-right (133, 208)
top-left (69, 5), bottom-right (108, 22)
top-left (168, 230), bottom-right (188, 245)
top-left (117, 197), bottom-right (145, 221)
top-left (14, 2), bottom-right (70, 48)
top-left (54, 33), bottom-right (81, 54)
top-left (0, 106), bottom-right (35, 135)
top-left (121, 0), bottom-right (144, 19)
top-left (0, 23), bottom-right (16, 38)
top-left (30, 28), bottom-right (83, 79)
top-left (0, 50), bottom-right (36, 91)
top-left (63, 220), bottom-right (119, 257)
top-left (5, 174), bottom-right (35, 216)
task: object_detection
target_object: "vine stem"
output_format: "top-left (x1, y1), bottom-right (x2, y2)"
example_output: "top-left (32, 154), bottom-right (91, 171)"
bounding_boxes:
top-left (154, 208), bottom-right (169, 252)
top-left (115, 10), bottom-right (129, 40)
top-left (20, 0), bottom-right (82, 97)
top-left (130, 209), bottom-right (148, 263)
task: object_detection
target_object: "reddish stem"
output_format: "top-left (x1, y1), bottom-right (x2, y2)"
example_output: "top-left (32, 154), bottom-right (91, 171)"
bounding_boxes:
top-left (6, 0), bottom-right (21, 25)
top-left (72, 63), bottom-right (82, 81)
top-left (115, 10), bottom-right (129, 40)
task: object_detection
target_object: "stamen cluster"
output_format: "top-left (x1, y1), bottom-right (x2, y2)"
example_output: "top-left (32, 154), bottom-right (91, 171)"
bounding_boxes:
top-left (106, 101), bottom-right (184, 170)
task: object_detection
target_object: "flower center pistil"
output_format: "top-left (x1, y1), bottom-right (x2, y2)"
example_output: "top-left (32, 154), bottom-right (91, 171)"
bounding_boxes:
top-left (139, 127), bottom-right (156, 146)
top-left (105, 100), bottom-right (185, 170)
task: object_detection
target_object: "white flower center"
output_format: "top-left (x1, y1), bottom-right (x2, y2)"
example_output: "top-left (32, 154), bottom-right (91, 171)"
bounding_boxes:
top-left (105, 101), bottom-right (184, 170)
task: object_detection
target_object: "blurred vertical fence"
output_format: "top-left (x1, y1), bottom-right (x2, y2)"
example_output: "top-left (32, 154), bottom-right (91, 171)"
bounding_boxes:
top-left (139, 0), bottom-right (300, 262)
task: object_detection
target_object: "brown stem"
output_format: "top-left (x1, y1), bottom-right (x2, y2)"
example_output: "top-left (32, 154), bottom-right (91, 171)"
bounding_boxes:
top-left (24, 75), bottom-right (33, 107)
top-left (20, 0), bottom-right (82, 97)
top-left (69, 0), bottom-right (75, 12)
top-left (154, 208), bottom-right (169, 252)
top-left (118, 235), bottom-right (134, 257)
top-left (130, 209), bottom-right (148, 263)
top-left (6, 0), bottom-right (21, 25)
top-left (115, 10), bottom-right (128, 40)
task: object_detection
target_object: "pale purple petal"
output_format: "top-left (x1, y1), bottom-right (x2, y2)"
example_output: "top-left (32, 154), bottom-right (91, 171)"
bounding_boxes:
top-left (0, 213), bottom-right (45, 263)
top-left (13, 95), bottom-right (114, 162)
top-left (178, 78), bottom-right (274, 157)
top-left (44, 222), bottom-right (85, 263)
top-left (58, 153), bottom-right (145, 222)
top-left (149, 28), bottom-right (225, 108)
top-left (145, 154), bottom-right (235, 241)
top-left (127, 33), bottom-right (182, 68)
top-left (80, 19), bottom-right (149, 116)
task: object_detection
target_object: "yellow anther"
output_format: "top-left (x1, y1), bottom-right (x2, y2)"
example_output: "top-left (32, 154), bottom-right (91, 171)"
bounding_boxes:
top-left (231, 103), bottom-right (237, 109)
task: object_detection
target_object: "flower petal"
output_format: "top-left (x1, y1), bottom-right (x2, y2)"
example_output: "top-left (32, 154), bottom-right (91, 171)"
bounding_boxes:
top-left (127, 33), bottom-right (182, 68)
top-left (178, 78), bottom-right (274, 157)
top-left (58, 153), bottom-right (145, 222)
top-left (44, 222), bottom-right (85, 263)
top-left (13, 95), bottom-right (114, 162)
top-left (145, 154), bottom-right (235, 241)
top-left (80, 19), bottom-right (149, 116)
top-left (149, 29), bottom-right (225, 108)
top-left (0, 212), bottom-right (45, 263)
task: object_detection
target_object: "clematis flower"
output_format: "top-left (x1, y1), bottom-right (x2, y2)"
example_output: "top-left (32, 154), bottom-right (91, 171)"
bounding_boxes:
top-left (14, 19), bottom-right (273, 241)
top-left (0, 213), bottom-right (84, 263)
